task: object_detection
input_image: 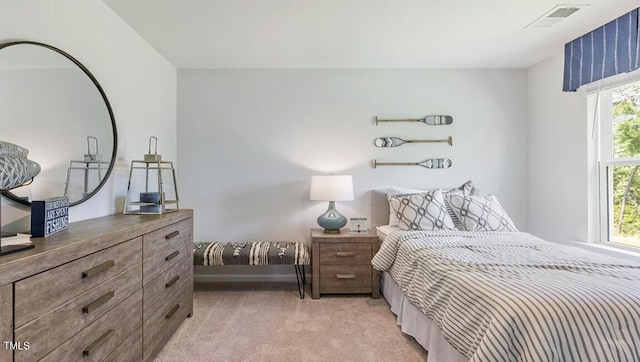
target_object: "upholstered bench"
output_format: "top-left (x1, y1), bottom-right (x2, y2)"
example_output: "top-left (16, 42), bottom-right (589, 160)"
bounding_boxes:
top-left (193, 241), bottom-right (311, 298)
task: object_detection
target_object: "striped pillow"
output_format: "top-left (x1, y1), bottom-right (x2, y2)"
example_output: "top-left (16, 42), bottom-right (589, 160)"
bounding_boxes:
top-left (445, 194), bottom-right (518, 232)
top-left (388, 190), bottom-right (455, 231)
top-left (386, 180), bottom-right (475, 228)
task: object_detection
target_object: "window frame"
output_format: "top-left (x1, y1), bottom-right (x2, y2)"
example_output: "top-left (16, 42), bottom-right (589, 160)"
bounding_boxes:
top-left (596, 81), bottom-right (640, 250)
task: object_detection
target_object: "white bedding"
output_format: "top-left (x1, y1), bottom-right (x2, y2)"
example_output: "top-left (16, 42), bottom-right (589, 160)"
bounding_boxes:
top-left (381, 271), bottom-right (466, 362)
top-left (375, 225), bottom-right (400, 241)
top-left (373, 230), bottom-right (640, 362)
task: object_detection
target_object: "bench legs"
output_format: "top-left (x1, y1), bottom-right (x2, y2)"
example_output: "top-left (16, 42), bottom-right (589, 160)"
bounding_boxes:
top-left (294, 265), bottom-right (307, 299)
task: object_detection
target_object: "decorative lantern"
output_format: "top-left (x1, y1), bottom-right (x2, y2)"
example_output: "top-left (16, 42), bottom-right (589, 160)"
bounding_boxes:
top-left (63, 136), bottom-right (110, 200)
top-left (123, 136), bottom-right (179, 214)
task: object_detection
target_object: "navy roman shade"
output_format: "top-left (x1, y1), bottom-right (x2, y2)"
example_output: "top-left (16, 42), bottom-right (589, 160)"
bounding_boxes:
top-left (563, 7), bottom-right (639, 92)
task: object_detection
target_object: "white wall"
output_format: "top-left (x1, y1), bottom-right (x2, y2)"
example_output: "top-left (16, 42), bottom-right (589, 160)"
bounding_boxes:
top-left (178, 69), bottom-right (528, 244)
top-left (0, 0), bottom-right (177, 229)
top-left (527, 52), bottom-right (589, 243)
top-left (0, 68), bottom-right (114, 204)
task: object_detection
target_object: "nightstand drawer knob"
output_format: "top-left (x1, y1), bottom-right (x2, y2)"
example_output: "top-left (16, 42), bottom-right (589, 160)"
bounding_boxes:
top-left (336, 274), bottom-right (357, 279)
top-left (336, 252), bottom-right (357, 257)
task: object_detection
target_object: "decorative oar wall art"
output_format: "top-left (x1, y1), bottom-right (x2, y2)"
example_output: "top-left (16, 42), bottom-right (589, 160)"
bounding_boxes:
top-left (374, 158), bottom-right (452, 169)
top-left (373, 114), bottom-right (454, 169)
top-left (375, 114), bottom-right (453, 125)
top-left (374, 136), bottom-right (452, 147)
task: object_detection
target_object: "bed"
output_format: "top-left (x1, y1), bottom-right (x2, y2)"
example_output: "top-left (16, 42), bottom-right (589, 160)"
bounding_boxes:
top-left (370, 185), bottom-right (640, 362)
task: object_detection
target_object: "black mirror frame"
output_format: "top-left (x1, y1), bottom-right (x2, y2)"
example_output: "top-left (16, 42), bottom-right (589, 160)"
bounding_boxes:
top-left (0, 40), bottom-right (117, 207)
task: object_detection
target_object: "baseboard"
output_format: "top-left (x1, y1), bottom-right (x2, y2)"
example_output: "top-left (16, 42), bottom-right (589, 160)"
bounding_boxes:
top-left (193, 273), bottom-right (298, 283)
top-left (193, 265), bottom-right (304, 283)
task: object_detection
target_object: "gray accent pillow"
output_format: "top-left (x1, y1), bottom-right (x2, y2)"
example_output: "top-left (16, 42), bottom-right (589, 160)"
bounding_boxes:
top-left (0, 141), bottom-right (41, 190)
top-left (445, 194), bottom-right (518, 232)
top-left (388, 190), bottom-right (455, 231)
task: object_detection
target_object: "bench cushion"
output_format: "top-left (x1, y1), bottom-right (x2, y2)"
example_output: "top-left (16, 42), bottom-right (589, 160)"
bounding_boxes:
top-left (194, 241), bottom-right (310, 266)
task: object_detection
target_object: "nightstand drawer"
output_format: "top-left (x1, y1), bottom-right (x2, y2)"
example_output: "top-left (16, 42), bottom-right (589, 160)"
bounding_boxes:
top-left (311, 229), bottom-right (380, 299)
top-left (319, 265), bottom-right (372, 292)
top-left (319, 243), bottom-right (372, 265)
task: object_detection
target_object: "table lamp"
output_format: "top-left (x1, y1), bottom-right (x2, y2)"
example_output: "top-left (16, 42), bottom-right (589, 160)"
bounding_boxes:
top-left (310, 175), bottom-right (354, 233)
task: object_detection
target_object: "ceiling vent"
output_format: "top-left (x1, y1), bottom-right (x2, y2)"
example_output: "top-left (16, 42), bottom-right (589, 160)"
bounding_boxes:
top-left (525, 4), bottom-right (588, 28)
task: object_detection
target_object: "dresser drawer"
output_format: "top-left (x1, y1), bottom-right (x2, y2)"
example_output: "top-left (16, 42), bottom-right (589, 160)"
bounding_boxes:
top-left (15, 266), bottom-right (142, 360)
top-left (36, 289), bottom-right (142, 362)
top-left (143, 254), bottom-right (191, 320)
top-left (319, 265), bottom-right (372, 293)
top-left (143, 232), bottom-right (192, 284)
top-left (105, 328), bottom-right (142, 362)
top-left (15, 237), bottom-right (142, 328)
top-left (143, 281), bottom-right (192, 361)
top-left (143, 218), bottom-right (192, 259)
top-left (319, 243), bottom-right (372, 265)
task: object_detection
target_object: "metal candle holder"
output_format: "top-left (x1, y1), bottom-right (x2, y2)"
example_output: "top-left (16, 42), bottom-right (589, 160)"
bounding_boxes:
top-left (123, 137), bottom-right (179, 214)
top-left (64, 137), bottom-right (110, 199)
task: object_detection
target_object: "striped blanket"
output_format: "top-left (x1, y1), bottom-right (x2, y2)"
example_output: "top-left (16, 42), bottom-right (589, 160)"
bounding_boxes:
top-left (372, 230), bottom-right (640, 362)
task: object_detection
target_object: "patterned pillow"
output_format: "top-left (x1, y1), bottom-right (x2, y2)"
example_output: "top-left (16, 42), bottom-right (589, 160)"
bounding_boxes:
top-left (442, 180), bottom-right (476, 229)
top-left (386, 180), bottom-right (475, 228)
top-left (388, 190), bottom-right (455, 231)
top-left (444, 194), bottom-right (518, 232)
top-left (386, 185), bottom-right (424, 226)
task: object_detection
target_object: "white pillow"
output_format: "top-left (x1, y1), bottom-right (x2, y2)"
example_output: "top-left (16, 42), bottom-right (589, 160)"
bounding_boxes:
top-left (444, 194), bottom-right (518, 232)
top-left (388, 190), bottom-right (455, 231)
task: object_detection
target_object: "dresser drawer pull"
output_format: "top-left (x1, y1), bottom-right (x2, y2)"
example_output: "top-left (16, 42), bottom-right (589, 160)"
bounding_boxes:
top-left (165, 304), bottom-right (180, 320)
top-left (165, 275), bottom-right (180, 288)
top-left (165, 230), bottom-right (180, 239)
top-left (82, 291), bottom-right (115, 314)
top-left (82, 260), bottom-right (115, 278)
top-left (82, 329), bottom-right (114, 357)
top-left (336, 274), bottom-right (357, 279)
top-left (336, 252), bottom-right (357, 257)
top-left (165, 250), bottom-right (180, 261)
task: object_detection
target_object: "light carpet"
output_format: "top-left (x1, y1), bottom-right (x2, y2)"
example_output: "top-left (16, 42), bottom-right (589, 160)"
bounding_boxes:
top-left (155, 282), bottom-right (427, 361)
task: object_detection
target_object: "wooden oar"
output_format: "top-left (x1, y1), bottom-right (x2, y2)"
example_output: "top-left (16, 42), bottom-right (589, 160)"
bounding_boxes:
top-left (374, 158), bottom-right (452, 169)
top-left (375, 115), bottom-right (453, 125)
top-left (374, 136), bottom-right (452, 147)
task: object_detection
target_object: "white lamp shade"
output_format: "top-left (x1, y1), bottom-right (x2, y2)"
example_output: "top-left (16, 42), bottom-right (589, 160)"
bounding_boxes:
top-left (310, 175), bottom-right (354, 201)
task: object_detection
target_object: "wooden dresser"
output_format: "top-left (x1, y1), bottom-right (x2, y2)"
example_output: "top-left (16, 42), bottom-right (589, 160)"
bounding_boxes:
top-left (311, 229), bottom-right (380, 299)
top-left (0, 209), bottom-right (193, 361)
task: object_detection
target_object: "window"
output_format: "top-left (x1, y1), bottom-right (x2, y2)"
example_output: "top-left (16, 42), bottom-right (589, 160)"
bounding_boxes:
top-left (598, 81), bottom-right (640, 248)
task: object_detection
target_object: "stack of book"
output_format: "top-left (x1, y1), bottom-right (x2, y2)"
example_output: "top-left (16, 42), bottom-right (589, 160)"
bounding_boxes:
top-left (1, 232), bottom-right (32, 246)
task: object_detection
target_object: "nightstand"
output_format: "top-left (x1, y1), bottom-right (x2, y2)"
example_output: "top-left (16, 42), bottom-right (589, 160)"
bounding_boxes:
top-left (311, 228), bottom-right (380, 299)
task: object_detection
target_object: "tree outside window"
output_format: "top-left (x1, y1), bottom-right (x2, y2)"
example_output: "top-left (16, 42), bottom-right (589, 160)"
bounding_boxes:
top-left (610, 85), bottom-right (640, 247)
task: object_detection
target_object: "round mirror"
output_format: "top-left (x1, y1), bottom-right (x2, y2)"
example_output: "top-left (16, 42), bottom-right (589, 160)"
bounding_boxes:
top-left (0, 41), bottom-right (117, 206)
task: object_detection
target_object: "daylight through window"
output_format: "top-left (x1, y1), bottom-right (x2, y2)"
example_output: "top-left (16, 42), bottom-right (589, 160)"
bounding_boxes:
top-left (600, 82), bottom-right (640, 248)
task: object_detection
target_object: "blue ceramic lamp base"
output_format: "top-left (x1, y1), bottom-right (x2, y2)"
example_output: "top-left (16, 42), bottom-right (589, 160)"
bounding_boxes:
top-left (317, 201), bottom-right (347, 233)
